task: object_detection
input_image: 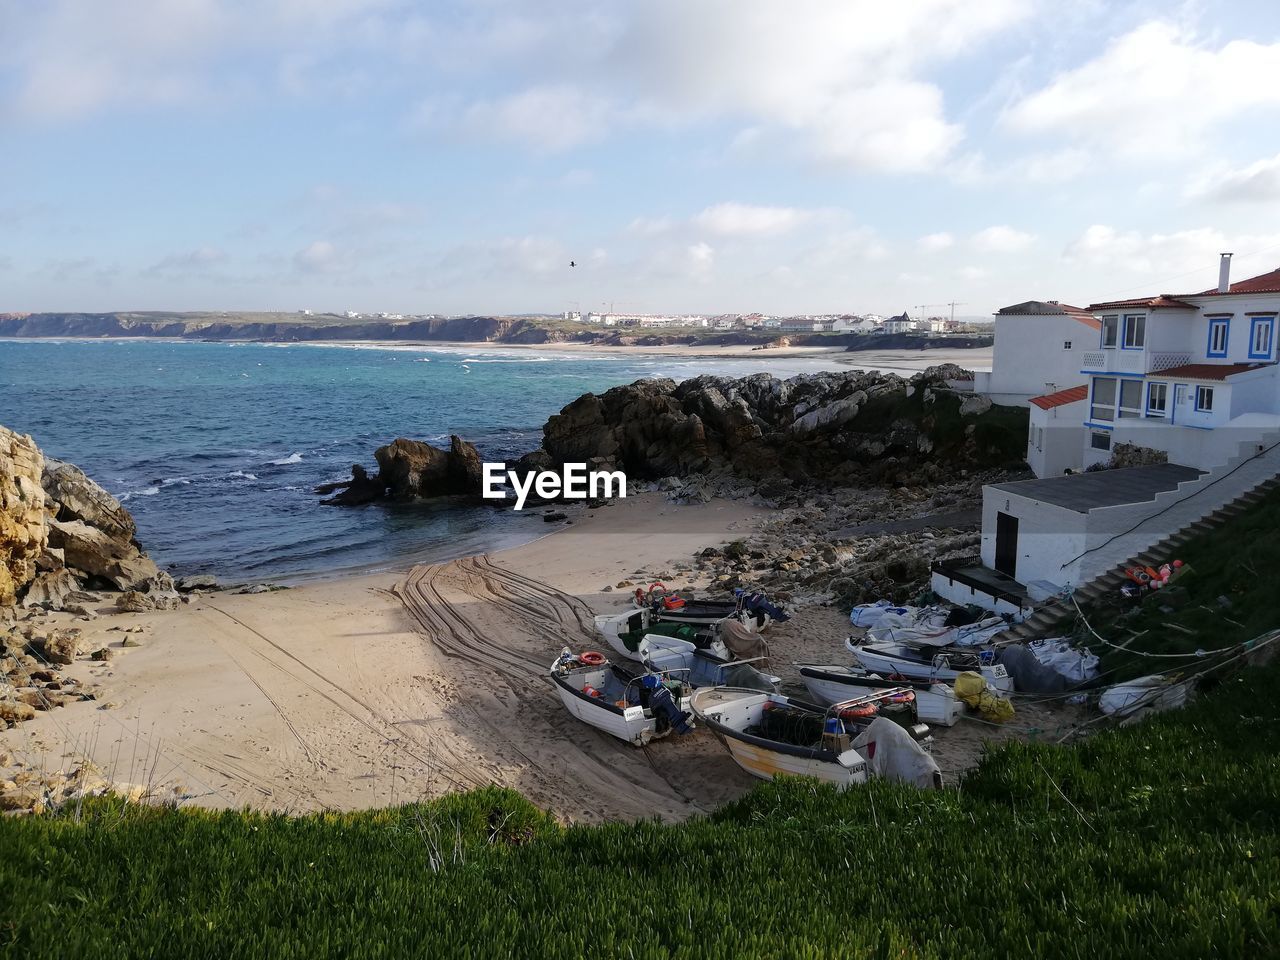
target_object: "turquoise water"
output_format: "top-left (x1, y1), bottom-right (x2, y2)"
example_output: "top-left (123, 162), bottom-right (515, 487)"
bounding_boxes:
top-left (0, 339), bottom-right (839, 581)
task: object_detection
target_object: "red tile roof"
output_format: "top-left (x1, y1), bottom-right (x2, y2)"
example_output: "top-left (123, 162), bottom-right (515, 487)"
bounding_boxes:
top-left (1087, 295), bottom-right (1199, 311)
top-left (1154, 362), bottom-right (1270, 381)
top-left (1188, 266), bottom-right (1280, 297)
top-left (1029, 384), bottom-right (1088, 410)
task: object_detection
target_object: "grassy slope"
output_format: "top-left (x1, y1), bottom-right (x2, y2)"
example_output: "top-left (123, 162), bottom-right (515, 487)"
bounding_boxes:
top-left (2, 661), bottom-right (1278, 958)
top-left (1053, 483), bottom-right (1280, 681)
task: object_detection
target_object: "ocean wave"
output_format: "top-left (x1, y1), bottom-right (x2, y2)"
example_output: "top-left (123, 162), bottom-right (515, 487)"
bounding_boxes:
top-left (413, 357), bottom-right (431, 362)
top-left (227, 470), bottom-right (258, 481)
top-left (120, 486), bottom-right (160, 501)
top-left (269, 452), bottom-right (304, 465)
top-left (160, 477), bottom-right (192, 487)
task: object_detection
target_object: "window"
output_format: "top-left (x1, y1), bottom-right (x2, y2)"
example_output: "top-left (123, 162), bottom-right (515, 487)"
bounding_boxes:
top-left (1195, 385), bottom-right (1214, 412)
top-left (1091, 377), bottom-right (1116, 422)
top-left (1250, 316), bottom-right (1275, 360)
top-left (1101, 316), bottom-right (1118, 348)
top-left (1208, 318), bottom-right (1230, 358)
top-left (1091, 432), bottom-right (1112, 451)
top-left (1118, 379), bottom-right (1143, 418)
top-left (1122, 314), bottom-right (1146, 349)
top-left (1063, 340), bottom-right (1072, 350)
top-left (1147, 382), bottom-right (1168, 416)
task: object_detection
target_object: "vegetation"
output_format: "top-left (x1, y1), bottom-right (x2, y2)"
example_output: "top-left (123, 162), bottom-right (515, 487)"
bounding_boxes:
top-left (1053, 482), bottom-right (1280, 681)
top-left (3, 656), bottom-right (1278, 958)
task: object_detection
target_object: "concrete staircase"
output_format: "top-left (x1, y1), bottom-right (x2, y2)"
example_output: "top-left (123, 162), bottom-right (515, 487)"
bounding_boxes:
top-left (993, 435), bottom-right (1280, 644)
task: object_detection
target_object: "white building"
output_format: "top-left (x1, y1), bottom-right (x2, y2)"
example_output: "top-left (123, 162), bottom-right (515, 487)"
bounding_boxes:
top-left (832, 317), bottom-right (879, 334)
top-left (936, 256), bottom-right (1280, 608)
top-left (973, 301), bottom-right (1099, 403)
top-left (882, 312), bottom-right (915, 335)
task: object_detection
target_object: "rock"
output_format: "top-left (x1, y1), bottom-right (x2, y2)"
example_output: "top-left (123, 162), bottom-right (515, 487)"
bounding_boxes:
top-left (959, 395), bottom-right (993, 417)
top-left (36, 547), bottom-right (65, 571)
top-left (0, 425), bottom-right (48, 607)
top-left (0, 701), bottom-right (37, 723)
top-left (317, 464), bottom-right (385, 506)
top-left (121, 637), bottom-right (142, 647)
top-left (42, 459), bottom-right (136, 542)
top-left (19, 568), bottom-right (79, 610)
top-left (37, 628), bottom-right (83, 665)
top-left (237, 584), bottom-right (272, 595)
top-left (115, 591), bottom-right (154, 613)
top-left (65, 604), bottom-right (96, 620)
top-left (176, 574), bottom-right (219, 592)
top-left (91, 647), bottom-right (113, 661)
top-left (46, 518), bottom-right (161, 590)
top-left (542, 512), bottom-right (568, 523)
top-left (372, 435), bottom-right (486, 500)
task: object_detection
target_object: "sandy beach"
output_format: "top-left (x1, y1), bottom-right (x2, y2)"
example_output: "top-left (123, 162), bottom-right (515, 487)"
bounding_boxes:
top-left (2, 486), bottom-right (1073, 821)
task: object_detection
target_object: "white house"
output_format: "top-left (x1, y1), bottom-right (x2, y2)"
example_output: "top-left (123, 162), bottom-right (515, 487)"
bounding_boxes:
top-left (882, 312), bottom-right (915, 335)
top-left (935, 256), bottom-right (1280, 609)
top-left (832, 317), bottom-right (879, 334)
top-left (973, 301), bottom-right (1099, 403)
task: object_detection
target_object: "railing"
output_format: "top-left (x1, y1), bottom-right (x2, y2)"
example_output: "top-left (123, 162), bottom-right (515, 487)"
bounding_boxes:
top-left (1148, 351), bottom-right (1193, 373)
top-left (1082, 351), bottom-right (1105, 370)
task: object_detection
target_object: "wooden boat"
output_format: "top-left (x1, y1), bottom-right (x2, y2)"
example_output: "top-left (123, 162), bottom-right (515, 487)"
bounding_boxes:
top-left (549, 649), bottom-right (694, 746)
top-left (636, 634), bottom-right (781, 692)
top-left (798, 664), bottom-right (965, 727)
top-left (634, 583), bottom-right (781, 630)
top-left (847, 638), bottom-right (1014, 694)
top-left (691, 687), bottom-right (935, 790)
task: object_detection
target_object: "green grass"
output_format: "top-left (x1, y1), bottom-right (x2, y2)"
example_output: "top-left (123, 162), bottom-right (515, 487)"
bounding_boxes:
top-left (1051, 482), bottom-right (1280, 681)
top-left (3, 658), bottom-right (1279, 958)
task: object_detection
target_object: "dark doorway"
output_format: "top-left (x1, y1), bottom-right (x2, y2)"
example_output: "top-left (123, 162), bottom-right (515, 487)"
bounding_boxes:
top-left (994, 512), bottom-right (1019, 579)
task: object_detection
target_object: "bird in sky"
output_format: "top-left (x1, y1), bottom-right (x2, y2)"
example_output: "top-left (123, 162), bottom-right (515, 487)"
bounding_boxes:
top-left (569, 261), bottom-right (576, 268)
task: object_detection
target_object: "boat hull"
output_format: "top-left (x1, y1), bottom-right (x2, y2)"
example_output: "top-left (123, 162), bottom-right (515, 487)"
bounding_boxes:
top-left (552, 680), bottom-right (659, 746)
top-left (799, 667), bottom-right (965, 727)
top-left (849, 641), bottom-right (1014, 694)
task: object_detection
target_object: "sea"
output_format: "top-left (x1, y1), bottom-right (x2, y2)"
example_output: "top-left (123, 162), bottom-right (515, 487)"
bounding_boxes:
top-left (0, 339), bottom-right (876, 583)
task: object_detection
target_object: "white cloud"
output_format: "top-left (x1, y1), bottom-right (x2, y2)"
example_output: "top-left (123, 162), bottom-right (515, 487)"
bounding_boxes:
top-left (918, 232), bottom-right (954, 252)
top-left (686, 242), bottom-right (715, 279)
top-left (1002, 22), bottom-right (1280, 157)
top-left (972, 225), bottom-right (1034, 252)
top-left (293, 240), bottom-right (341, 273)
top-left (459, 85), bottom-right (614, 150)
top-left (693, 203), bottom-right (814, 238)
top-left (1187, 153), bottom-right (1280, 204)
top-left (146, 246), bottom-right (227, 275)
top-left (1063, 225), bottom-right (1280, 285)
top-left (958, 266), bottom-right (987, 280)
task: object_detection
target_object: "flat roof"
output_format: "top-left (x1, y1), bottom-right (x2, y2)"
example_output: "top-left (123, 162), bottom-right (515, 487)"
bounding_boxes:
top-left (989, 463), bottom-right (1204, 513)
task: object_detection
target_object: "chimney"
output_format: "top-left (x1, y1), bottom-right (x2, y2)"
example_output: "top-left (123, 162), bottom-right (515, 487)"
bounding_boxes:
top-left (1218, 252), bottom-right (1233, 293)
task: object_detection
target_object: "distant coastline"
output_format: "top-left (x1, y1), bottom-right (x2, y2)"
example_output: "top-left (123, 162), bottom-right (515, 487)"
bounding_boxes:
top-left (0, 311), bottom-right (992, 354)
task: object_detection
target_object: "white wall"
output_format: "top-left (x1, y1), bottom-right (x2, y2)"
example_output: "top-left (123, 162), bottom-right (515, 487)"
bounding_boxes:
top-left (987, 313), bottom-right (1098, 398)
top-left (981, 489), bottom-right (1088, 588)
top-left (1028, 402), bottom-right (1086, 477)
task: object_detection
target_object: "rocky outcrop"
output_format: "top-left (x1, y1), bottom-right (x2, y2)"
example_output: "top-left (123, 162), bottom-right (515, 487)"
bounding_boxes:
top-left (1, 424), bottom-right (168, 609)
top-left (0, 427), bottom-right (47, 607)
top-left (318, 435), bottom-right (487, 505)
top-left (538, 368), bottom-right (1028, 489)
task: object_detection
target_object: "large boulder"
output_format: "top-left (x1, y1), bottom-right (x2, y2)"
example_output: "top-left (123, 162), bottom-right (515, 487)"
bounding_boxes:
top-left (46, 518), bottom-right (160, 590)
top-left (1, 426), bottom-right (47, 607)
top-left (373, 435), bottom-right (485, 499)
top-left (42, 459), bottom-right (137, 542)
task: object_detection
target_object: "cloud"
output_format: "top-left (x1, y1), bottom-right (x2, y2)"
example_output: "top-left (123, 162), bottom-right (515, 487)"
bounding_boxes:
top-left (972, 225), bottom-right (1034, 252)
top-left (1187, 153), bottom-right (1280, 204)
top-left (686, 242), bottom-right (714, 279)
top-left (293, 240), bottom-right (342, 274)
top-left (1002, 22), bottom-right (1280, 157)
top-left (692, 203), bottom-right (814, 238)
top-left (458, 85), bottom-right (614, 150)
top-left (146, 246), bottom-right (227, 276)
top-left (918, 232), bottom-right (954, 252)
top-left (1063, 225), bottom-right (1280, 283)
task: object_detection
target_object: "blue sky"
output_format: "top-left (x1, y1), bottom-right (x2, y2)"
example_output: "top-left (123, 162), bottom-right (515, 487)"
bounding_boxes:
top-left (3, 0), bottom-right (1280, 317)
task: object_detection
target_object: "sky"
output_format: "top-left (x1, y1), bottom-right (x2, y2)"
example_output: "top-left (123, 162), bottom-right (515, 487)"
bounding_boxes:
top-left (3, 0), bottom-right (1280, 318)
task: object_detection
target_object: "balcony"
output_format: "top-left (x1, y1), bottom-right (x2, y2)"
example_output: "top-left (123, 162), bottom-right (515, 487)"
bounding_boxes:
top-left (1081, 349), bottom-right (1193, 376)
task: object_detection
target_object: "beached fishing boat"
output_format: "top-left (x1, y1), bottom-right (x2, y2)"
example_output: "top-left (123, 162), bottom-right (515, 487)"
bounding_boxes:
top-left (593, 608), bottom-right (718, 661)
top-left (797, 664), bottom-right (966, 727)
top-left (634, 583), bottom-right (788, 630)
top-left (847, 638), bottom-right (1014, 694)
top-left (636, 634), bottom-right (781, 692)
top-left (549, 649), bottom-right (694, 746)
top-left (691, 687), bottom-right (940, 789)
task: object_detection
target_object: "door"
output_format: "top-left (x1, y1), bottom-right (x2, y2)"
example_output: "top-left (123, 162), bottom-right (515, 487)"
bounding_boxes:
top-left (1172, 383), bottom-right (1193, 425)
top-left (994, 511), bottom-right (1018, 579)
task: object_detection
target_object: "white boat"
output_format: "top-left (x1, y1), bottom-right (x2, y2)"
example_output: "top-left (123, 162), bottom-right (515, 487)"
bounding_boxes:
top-left (549, 650), bottom-right (694, 746)
top-left (798, 664), bottom-right (965, 727)
top-left (847, 638), bottom-right (1014, 694)
top-left (594, 608), bottom-right (718, 661)
top-left (636, 634), bottom-right (781, 691)
top-left (691, 687), bottom-right (939, 790)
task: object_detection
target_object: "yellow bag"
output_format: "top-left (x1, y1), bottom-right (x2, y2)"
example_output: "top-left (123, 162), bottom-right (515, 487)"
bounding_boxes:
top-left (954, 671), bottom-right (1015, 723)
